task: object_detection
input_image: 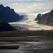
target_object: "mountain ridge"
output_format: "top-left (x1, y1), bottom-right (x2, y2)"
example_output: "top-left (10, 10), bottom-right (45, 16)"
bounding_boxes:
top-left (35, 10), bottom-right (53, 26)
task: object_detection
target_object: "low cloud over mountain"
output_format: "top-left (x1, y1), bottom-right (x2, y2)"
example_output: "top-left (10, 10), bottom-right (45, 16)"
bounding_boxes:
top-left (35, 10), bottom-right (53, 26)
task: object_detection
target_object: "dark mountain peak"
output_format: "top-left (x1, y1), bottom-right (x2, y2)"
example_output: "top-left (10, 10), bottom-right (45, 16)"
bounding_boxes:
top-left (0, 5), bottom-right (4, 8)
top-left (0, 5), bottom-right (26, 31)
top-left (35, 10), bottom-right (53, 26)
top-left (0, 5), bottom-right (25, 22)
top-left (35, 14), bottom-right (42, 21)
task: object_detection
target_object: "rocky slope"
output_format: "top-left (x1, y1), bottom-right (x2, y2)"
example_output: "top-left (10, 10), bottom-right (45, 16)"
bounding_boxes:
top-left (35, 10), bottom-right (53, 26)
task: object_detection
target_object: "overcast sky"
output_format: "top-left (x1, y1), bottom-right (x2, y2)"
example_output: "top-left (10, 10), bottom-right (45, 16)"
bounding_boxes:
top-left (0, 0), bottom-right (53, 29)
top-left (0, 0), bottom-right (53, 13)
top-left (0, 0), bottom-right (53, 4)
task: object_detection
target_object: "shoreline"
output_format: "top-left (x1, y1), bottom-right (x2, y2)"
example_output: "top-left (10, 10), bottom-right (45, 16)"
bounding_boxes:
top-left (0, 30), bottom-right (53, 37)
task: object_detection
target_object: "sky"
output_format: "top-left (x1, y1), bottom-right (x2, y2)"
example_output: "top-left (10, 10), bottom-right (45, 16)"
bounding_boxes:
top-left (0, 0), bottom-right (53, 14)
top-left (0, 0), bottom-right (53, 30)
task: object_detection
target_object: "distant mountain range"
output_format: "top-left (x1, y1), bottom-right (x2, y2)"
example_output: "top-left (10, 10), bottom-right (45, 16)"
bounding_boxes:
top-left (35, 10), bottom-right (53, 26)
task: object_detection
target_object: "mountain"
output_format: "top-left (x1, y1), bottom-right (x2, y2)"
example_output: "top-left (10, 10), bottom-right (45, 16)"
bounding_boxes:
top-left (35, 10), bottom-right (53, 26)
top-left (0, 22), bottom-right (15, 31)
top-left (0, 5), bottom-right (26, 31)
top-left (0, 5), bottom-right (25, 22)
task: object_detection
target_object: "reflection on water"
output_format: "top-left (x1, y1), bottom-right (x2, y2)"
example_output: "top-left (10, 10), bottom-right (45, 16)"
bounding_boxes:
top-left (0, 36), bottom-right (53, 53)
top-left (0, 41), bottom-right (53, 53)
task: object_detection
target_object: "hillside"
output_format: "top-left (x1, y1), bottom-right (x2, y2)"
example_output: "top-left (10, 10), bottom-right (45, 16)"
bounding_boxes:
top-left (35, 10), bottom-right (53, 26)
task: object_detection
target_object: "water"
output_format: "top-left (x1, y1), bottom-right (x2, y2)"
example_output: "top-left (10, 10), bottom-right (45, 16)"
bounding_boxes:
top-left (0, 36), bottom-right (53, 53)
top-left (0, 41), bottom-right (53, 53)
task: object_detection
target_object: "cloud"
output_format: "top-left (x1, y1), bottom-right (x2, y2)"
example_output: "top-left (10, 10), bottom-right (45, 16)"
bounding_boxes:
top-left (0, 0), bottom-right (53, 14)
top-left (0, 0), bottom-right (53, 5)
top-left (9, 2), bottom-right (53, 14)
